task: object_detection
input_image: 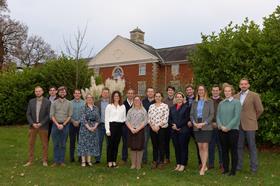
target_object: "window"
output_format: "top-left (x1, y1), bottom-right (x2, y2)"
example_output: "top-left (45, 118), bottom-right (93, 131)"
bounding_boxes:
top-left (138, 81), bottom-right (146, 96)
top-left (112, 66), bottom-right (124, 79)
top-left (139, 64), bottom-right (146, 76)
top-left (171, 64), bottom-right (179, 76)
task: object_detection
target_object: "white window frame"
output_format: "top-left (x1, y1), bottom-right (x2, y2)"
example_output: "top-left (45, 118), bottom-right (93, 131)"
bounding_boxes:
top-left (137, 81), bottom-right (146, 96)
top-left (139, 64), bottom-right (146, 76)
top-left (171, 64), bottom-right (179, 76)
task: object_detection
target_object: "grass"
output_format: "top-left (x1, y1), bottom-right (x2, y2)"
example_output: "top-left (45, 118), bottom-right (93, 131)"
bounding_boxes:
top-left (0, 125), bottom-right (279, 186)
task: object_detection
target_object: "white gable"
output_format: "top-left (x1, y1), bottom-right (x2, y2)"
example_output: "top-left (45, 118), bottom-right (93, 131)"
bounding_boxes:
top-left (88, 35), bottom-right (159, 68)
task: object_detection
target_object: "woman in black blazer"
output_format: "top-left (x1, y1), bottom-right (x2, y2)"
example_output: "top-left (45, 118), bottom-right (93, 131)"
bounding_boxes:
top-left (169, 92), bottom-right (190, 172)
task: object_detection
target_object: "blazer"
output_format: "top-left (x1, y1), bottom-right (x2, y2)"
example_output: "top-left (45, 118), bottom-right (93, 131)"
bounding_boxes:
top-left (123, 99), bottom-right (133, 114)
top-left (95, 99), bottom-right (102, 116)
top-left (26, 97), bottom-right (51, 130)
top-left (190, 99), bottom-right (214, 131)
top-left (234, 91), bottom-right (264, 131)
top-left (168, 103), bottom-right (190, 132)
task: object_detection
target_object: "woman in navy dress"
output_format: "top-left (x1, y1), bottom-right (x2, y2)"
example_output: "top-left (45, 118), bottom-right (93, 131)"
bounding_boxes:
top-left (78, 94), bottom-right (100, 167)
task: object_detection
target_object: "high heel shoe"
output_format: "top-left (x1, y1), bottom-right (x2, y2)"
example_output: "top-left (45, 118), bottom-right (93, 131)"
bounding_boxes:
top-left (199, 167), bottom-right (205, 175)
top-left (107, 162), bottom-right (113, 168)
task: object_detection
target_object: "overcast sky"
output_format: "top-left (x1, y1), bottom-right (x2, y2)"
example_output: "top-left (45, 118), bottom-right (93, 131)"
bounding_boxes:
top-left (7, 0), bottom-right (279, 57)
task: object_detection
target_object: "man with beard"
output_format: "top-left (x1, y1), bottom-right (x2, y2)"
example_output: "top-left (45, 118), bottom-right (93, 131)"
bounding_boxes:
top-left (24, 86), bottom-right (51, 167)
top-left (50, 86), bottom-right (73, 167)
top-left (235, 78), bottom-right (263, 173)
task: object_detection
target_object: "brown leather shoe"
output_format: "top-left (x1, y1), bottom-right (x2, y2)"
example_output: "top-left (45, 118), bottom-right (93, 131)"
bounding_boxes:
top-left (164, 159), bottom-right (170, 164)
top-left (51, 163), bottom-right (59, 167)
top-left (157, 163), bottom-right (164, 170)
top-left (151, 161), bottom-right (157, 169)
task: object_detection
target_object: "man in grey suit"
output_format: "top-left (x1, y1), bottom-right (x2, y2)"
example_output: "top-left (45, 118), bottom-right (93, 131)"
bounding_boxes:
top-left (24, 86), bottom-right (51, 167)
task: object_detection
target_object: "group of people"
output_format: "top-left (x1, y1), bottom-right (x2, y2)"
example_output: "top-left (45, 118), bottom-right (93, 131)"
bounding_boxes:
top-left (24, 78), bottom-right (263, 176)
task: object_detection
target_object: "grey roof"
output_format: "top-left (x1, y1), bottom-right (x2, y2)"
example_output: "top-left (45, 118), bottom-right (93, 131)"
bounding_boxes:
top-left (156, 44), bottom-right (197, 62)
top-left (130, 39), bottom-right (198, 63)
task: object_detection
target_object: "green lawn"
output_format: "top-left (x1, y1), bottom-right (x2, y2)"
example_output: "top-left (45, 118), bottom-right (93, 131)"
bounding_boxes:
top-left (0, 126), bottom-right (279, 186)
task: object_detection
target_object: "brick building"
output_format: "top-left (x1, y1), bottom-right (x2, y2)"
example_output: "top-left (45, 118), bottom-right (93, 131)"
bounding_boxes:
top-left (88, 28), bottom-right (197, 95)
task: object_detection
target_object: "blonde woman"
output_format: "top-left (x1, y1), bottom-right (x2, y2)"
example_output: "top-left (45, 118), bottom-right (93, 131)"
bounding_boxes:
top-left (126, 96), bottom-right (147, 169)
top-left (77, 94), bottom-right (100, 167)
top-left (169, 92), bottom-right (191, 172)
top-left (190, 85), bottom-right (214, 175)
top-left (217, 83), bottom-right (241, 176)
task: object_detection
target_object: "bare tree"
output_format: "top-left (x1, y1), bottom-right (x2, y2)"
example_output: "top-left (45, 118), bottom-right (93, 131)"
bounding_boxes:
top-left (63, 25), bottom-right (93, 60)
top-left (0, 0), bottom-right (8, 12)
top-left (15, 35), bottom-right (56, 67)
top-left (0, 15), bottom-right (27, 69)
top-left (63, 25), bottom-right (94, 87)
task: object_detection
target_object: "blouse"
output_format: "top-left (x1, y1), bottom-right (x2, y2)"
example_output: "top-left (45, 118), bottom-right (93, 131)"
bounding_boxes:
top-left (148, 103), bottom-right (169, 128)
top-left (126, 107), bottom-right (147, 129)
top-left (105, 104), bottom-right (126, 133)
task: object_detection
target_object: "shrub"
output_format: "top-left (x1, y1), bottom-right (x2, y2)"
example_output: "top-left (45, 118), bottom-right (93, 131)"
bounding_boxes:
top-left (190, 6), bottom-right (280, 145)
top-left (0, 56), bottom-right (95, 125)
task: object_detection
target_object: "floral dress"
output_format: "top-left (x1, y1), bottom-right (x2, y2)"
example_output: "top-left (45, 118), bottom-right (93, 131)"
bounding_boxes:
top-left (78, 105), bottom-right (100, 156)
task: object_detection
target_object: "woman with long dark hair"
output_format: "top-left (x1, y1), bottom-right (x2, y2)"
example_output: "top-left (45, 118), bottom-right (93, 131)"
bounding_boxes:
top-left (105, 91), bottom-right (126, 168)
top-left (148, 92), bottom-right (169, 169)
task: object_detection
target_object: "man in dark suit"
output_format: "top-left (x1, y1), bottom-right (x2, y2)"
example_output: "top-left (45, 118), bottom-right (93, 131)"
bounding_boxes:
top-left (47, 86), bottom-right (58, 141)
top-left (121, 88), bottom-right (135, 163)
top-left (142, 87), bottom-right (155, 164)
top-left (24, 86), bottom-right (51, 167)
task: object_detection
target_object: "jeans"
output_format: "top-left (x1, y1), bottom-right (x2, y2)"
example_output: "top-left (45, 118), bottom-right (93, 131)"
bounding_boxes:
top-left (52, 124), bottom-right (69, 164)
top-left (209, 128), bottom-right (223, 167)
top-left (69, 123), bottom-right (80, 161)
top-left (237, 129), bottom-right (258, 172)
top-left (95, 122), bottom-right (107, 162)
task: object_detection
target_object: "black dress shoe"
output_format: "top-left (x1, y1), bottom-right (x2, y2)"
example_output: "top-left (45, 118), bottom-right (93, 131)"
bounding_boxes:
top-left (222, 171), bottom-right (229, 175)
top-left (228, 172), bottom-right (236, 176)
top-left (94, 161), bottom-right (100, 164)
top-left (70, 159), bottom-right (75, 163)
